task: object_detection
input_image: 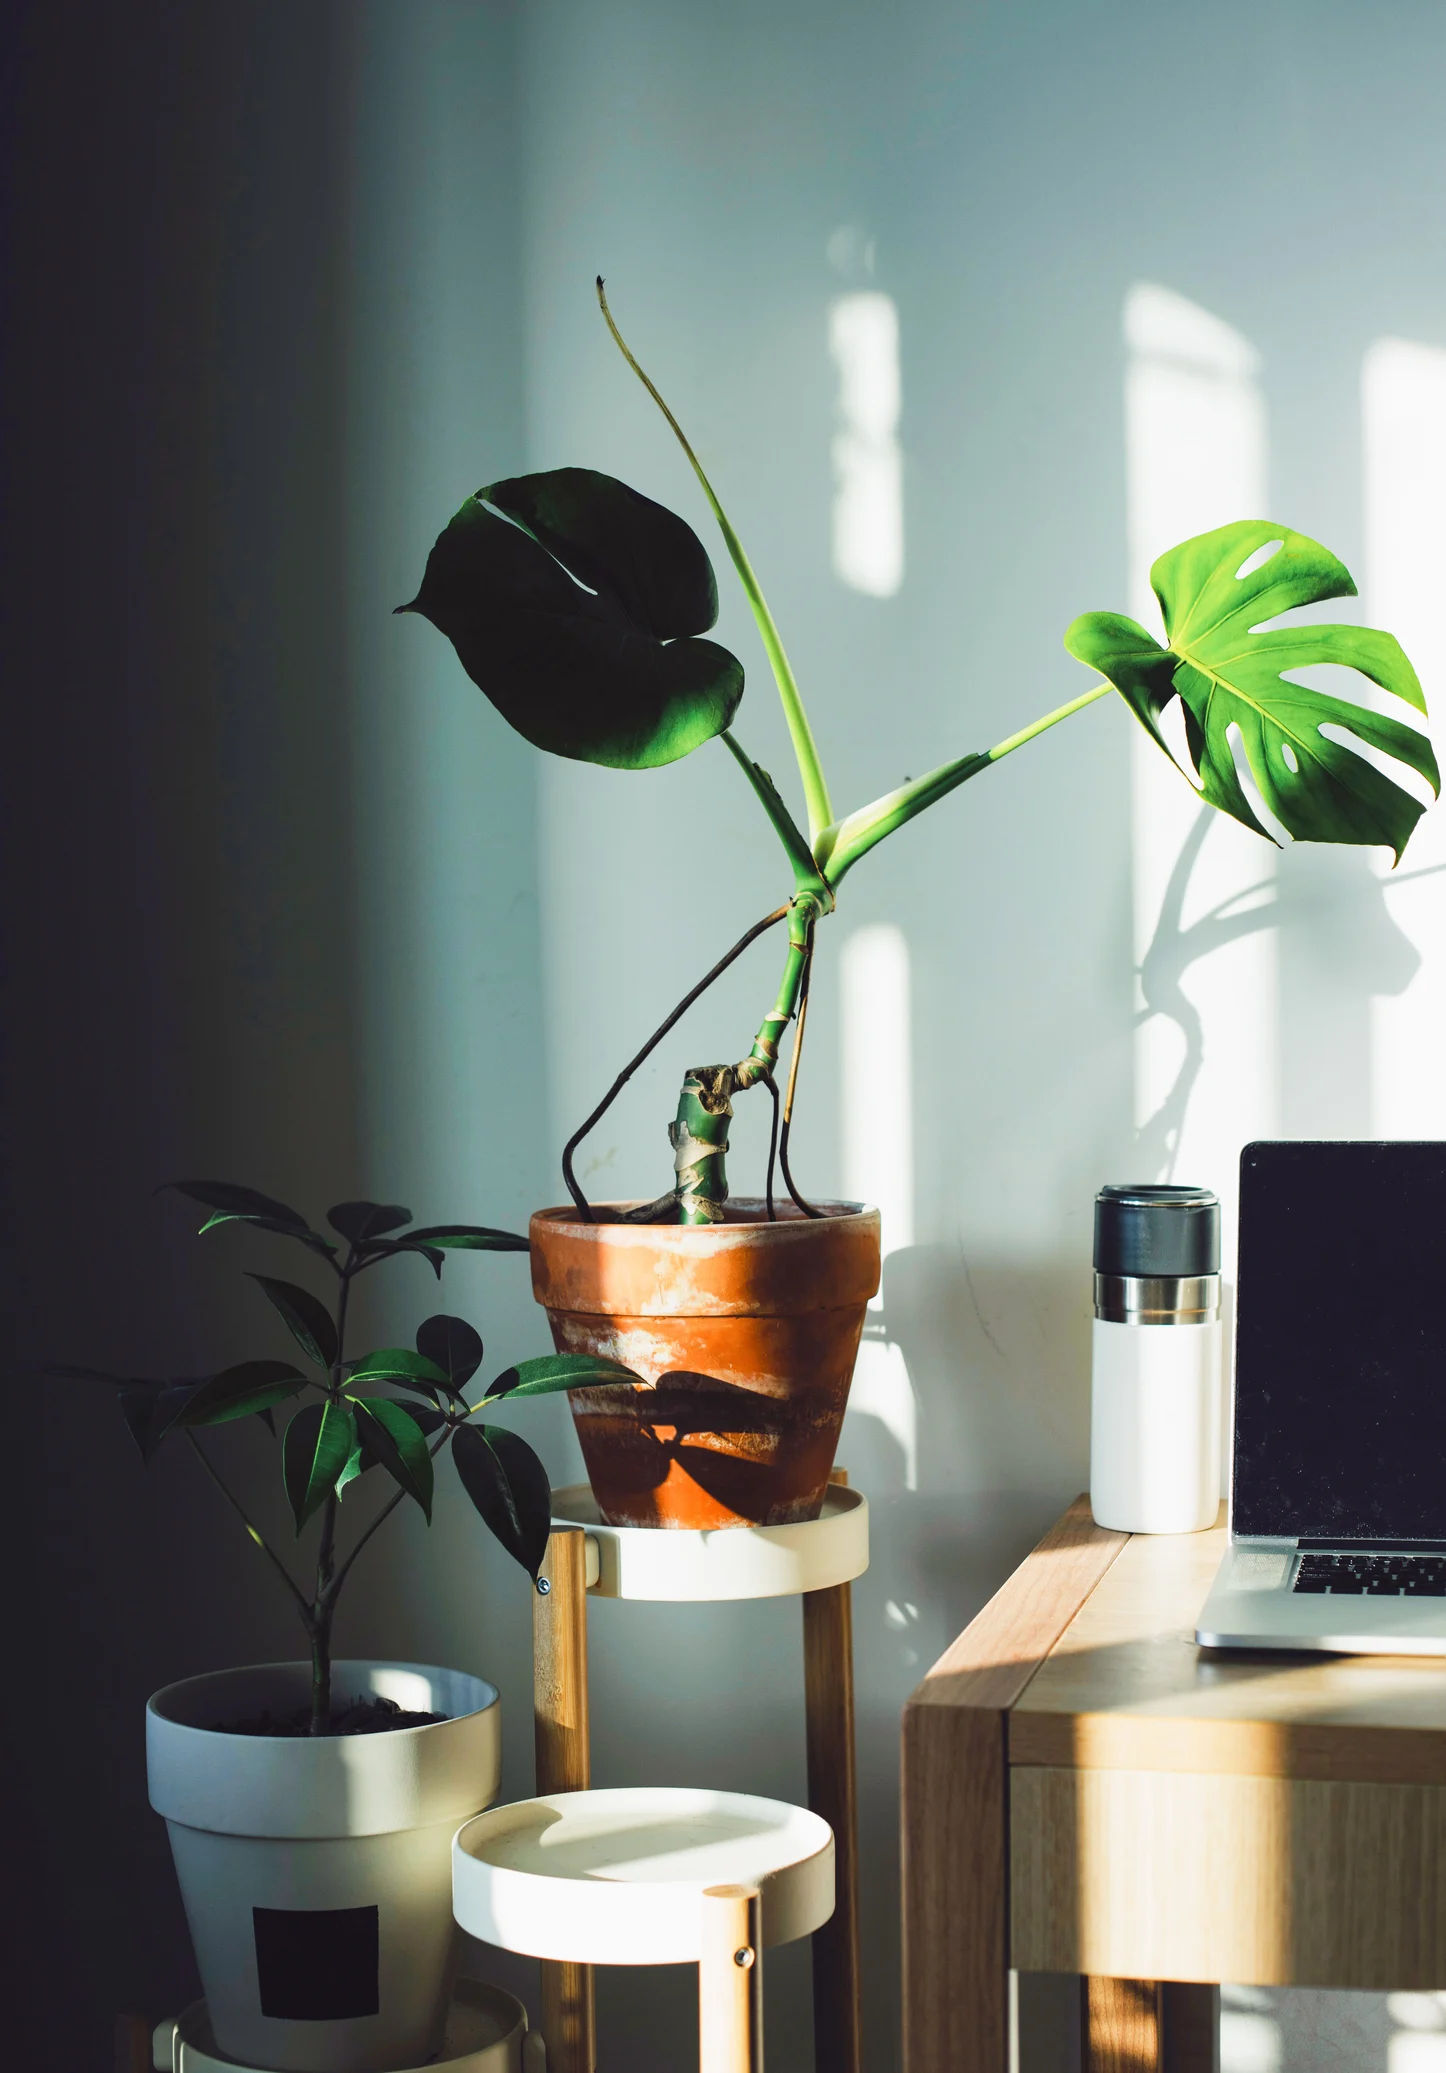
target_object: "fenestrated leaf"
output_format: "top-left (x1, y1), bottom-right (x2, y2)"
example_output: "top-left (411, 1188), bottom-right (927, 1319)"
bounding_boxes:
top-left (485, 1352), bottom-right (644, 1401)
top-left (160, 1179), bottom-right (309, 1230)
top-left (247, 1275), bottom-right (338, 1371)
top-left (348, 1396), bottom-right (435, 1518)
top-left (327, 1200), bottom-right (413, 1244)
top-left (416, 1314), bottom-right (483, 1392)
top-left (169, 1359), bottom-right (308, 1432)
top-left (283, 1398), bottom-right (357, 1532)
top-left (1066, 520), bottom-right (1439, 861)
top-left (347, 1348), bottom-right (450, 1398)
top-left (451, 1420), bottom-right (552, 1578)
top-left (407, 1223), bottom-right (530, 1253)
top-left (398, 468), bottom-right (744, 770)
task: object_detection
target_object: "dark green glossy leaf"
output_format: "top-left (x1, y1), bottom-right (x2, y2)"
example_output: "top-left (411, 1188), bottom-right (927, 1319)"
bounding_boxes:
top-left (159, 1179), bottom-right (310, 1230)
top-left (398, 468), bottom-right (744, 770)
top-left (416, 1314), bottom-right (483, 1390)
top-left (1066, 520), bottom-right (1439, 861)
top-left (327, 1200), bottom-right (413, 1244)
top-left (283, 1398), bottom-right (357, 1532)
top-left (348, 1396), bottom-right (434, 1518)
top-left (407, 1224), bottom-right (530, 1253)
top-left (121, 1380), bottom-right (203, 1462)
top-left (356, 1238), bottom-right (446, 1279)
top-left (194, 1212), bottom-right (339, 1261)
top-left (347, 1349), bottom-right (450, 1396)
top-left (451, 1420), bottom-right (552, 1578)
top-left (170, 1360), bottom-right (308, 1432)
top-left (485, 1353), bottom-right (643, 1400)
top-left (247, 1275), bottom-right (338, 1371)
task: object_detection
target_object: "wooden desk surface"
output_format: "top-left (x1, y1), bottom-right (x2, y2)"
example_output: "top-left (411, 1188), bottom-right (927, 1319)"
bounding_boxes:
top-left (1012, 1505), bottom-right (1446, 1783)
top-left (902, 1496), bottom-right (1446, 2073)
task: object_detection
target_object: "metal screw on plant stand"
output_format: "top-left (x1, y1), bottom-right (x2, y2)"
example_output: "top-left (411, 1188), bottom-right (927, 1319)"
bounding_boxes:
top-left (734, 1947), bottom-right (755, 1968)
top-left (536, 1577), bottom-right (551, 1596)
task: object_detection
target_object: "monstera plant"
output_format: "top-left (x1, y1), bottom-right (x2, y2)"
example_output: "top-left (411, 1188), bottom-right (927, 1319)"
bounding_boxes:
top-left (396, 283), bottom-right (1438, 1535)
top-left (403, 284), bottom-right (1437, 1230)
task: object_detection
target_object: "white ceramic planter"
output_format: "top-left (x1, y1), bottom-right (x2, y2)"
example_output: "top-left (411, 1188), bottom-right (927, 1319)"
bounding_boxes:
top-left (148, 1661), bottom-right (501, 2073)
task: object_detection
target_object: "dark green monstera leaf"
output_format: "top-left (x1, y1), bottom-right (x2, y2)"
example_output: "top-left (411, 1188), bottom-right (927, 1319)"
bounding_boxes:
top-left (1066, 520), bottom-right (1438, 860)
top-left (398, 467), bottom-right (744, 769)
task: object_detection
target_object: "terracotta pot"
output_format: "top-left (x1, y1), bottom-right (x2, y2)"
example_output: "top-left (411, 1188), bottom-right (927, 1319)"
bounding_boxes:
top-left (529, 1199), bottom-right (880, 1529)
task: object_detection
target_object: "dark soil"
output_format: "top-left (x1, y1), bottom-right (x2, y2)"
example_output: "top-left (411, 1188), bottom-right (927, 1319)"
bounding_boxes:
top-left (211, 1694), bottom-right (448, 1737)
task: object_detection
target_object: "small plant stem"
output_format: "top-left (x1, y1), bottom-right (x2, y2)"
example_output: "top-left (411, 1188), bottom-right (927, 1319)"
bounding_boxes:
top-left (184, 1430), bottom-right (312, 1622)
top-left (308, 1254), bottom-right (355, 1734)
top-left (597, 279), bottom-right (834, 842)
top-left (986, 679), bottom-right (1115, 764)
top-left (778, 935), bottom-right (823, 1218)
top-left (326, 1428), bottom-right (455, 1604)
top-left (735, 892), bottom-right (821, 1090)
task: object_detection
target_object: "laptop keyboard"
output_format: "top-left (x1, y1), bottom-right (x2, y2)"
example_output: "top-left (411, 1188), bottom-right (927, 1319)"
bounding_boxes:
top-left (1294, 1552), bottom-right (1446, 1596)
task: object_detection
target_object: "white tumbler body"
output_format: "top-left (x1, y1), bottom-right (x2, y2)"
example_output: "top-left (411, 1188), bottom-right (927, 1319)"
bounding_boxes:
top-left (1090, 1317), bottom-right (1222, 1533)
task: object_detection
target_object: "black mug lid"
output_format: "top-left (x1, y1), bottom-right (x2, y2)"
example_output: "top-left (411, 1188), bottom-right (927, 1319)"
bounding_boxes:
top-left (1093, 1183), bottom-right (1220, 1277)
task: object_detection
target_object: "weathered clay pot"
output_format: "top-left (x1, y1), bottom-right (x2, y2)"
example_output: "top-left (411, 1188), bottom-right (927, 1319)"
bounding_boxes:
top-left (529, 1199), bottom-right (880, 1529)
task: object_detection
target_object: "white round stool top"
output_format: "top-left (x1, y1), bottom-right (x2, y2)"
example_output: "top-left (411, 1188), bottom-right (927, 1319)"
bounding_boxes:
top-left (550, 1480), bottom-right (868, 1601)
top-left (453, 1787), bottom-right (834, 1965)
top-left (151, 1981), bottom-right (531, 2073)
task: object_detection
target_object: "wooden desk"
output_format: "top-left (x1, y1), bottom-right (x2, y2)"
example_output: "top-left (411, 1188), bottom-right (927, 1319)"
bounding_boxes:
top-left (902, 1498), bottom-right (1446, 2073)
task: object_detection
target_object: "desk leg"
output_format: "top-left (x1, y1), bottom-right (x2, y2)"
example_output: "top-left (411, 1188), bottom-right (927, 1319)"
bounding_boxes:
top-left (1081, 1980), bottom-right (1219, 2073)
top-left (535, 1528), bottom-right (596, 2073)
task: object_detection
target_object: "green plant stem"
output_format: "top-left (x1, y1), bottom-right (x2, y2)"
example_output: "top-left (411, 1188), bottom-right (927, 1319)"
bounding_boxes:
top-left (719, 731), bottom-right (831, 901)
top-left (597, 279), bottom-right (834, 842)
top-left (818, 679), bottom-right (1114, 884)
top-left (308, 1253), bottom-right (356, 1733)
top-left (184, 1430), bottom-right (311, 1622)
top-left (326, 1427), bottom-right (455, 1604)
top-left (735, 892), bottom-right (822, 1089)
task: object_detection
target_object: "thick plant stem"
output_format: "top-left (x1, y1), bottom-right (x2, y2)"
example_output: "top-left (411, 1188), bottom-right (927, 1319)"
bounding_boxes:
top-left (735, 893), bottom-right (821, 1090)
top-left (671, 1066), bottom-right (736, 1224)
top-left (311, 1489), bottom-right (340, 1734)
top-left (597, 280), bottom-right (834, 842)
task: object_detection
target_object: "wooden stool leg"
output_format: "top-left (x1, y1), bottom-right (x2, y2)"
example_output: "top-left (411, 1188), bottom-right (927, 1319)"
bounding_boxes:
top-left (114, 2014), bottom-right (153, 2073)
top-left (803, 1469), bottom-right (861, 2073)
top-left (700, 1884), bottom-right (763, 2073)
top-left (1081, 1978), bottom-right (1162, 2073)
top-left (1162, 1984), bottom-right (1220, 2073)
top-left (534, 1526), bottom-right (595, 2073)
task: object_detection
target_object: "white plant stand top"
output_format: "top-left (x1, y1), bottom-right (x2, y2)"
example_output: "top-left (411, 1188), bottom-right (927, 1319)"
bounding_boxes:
top-left (453, 1787), bottom-right (834, 1968)
top-left (550, 1480), bottom-right (868, 1602)
top-left (150, 1980), bottom-right (536, 2073)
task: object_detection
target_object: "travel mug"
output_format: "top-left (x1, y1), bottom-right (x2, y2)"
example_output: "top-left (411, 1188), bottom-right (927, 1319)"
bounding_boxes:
top-left (1090, 1183), bottom-right (1222, 1533)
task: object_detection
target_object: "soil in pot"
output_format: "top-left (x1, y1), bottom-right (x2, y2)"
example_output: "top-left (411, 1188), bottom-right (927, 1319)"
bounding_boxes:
top-left (213, 1695), bottom-right (448, 1736)
top-left (530, 1197), bottom-right (880, 1530)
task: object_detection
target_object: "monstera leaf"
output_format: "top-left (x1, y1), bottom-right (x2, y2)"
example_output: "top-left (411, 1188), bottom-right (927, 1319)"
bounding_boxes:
top-left (1066, 521), bottom-right (1438, 859)
top-left (398, 467), bottom-right (744, 769)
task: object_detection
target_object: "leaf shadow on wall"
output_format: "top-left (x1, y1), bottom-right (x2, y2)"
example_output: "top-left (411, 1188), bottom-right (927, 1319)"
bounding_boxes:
top-left (1135, 804), bottom-right (1430, 1177)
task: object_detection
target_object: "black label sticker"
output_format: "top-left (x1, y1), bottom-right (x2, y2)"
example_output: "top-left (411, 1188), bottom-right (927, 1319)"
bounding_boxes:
top-left (253, 1904), bottom-right (380, 2020)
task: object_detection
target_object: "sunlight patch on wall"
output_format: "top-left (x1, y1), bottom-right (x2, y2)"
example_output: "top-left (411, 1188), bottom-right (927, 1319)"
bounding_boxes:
top-left (841, 922), bottom-right (917, 1487)
top-left (1125, 284), bottom-right (1278, 1247)
top-left (829, 291), bottom-right (903, 598)
top-left (1364, 338), bottom-right (1446, 1137)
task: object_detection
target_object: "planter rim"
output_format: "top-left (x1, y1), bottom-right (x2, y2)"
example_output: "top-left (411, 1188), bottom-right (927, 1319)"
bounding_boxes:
top-left (148, 1658), bottom-right (500, 1839)
top-left (530, 1199), bottom-right (881, 1321)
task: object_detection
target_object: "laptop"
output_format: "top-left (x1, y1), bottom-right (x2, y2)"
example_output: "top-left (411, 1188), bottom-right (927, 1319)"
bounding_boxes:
top-left (1196, 1140), bottom-right (1446, 1655)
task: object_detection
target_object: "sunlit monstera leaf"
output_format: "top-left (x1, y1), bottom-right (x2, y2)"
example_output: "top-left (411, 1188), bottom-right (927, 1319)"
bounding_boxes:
top-left (1066, 520), bottom-right (1438, 860)
top-left (398, 467), bottom-right (743, 769)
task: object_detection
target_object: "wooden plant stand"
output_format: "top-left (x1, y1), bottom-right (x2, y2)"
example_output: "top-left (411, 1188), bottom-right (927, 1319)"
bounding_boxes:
top-left (532, 1469), bottom-right (869, 2073)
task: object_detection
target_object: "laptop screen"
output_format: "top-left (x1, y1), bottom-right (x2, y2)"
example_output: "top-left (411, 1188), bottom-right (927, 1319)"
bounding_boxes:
top-left (1235, 1141), bottom-right (1446, 1542)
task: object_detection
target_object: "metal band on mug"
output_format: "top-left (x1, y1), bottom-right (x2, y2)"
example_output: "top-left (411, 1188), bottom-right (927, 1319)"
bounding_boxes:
top-left (1093, 1272), bottom-right (1221, 1325)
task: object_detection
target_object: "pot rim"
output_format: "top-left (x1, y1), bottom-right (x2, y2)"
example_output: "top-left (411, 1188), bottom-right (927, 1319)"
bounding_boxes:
top-left (531, 1197), bottom-right (878, 1241)
top-left (147, 1657), bottom-right (499, 1740)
